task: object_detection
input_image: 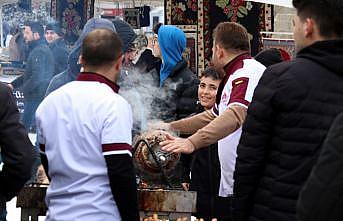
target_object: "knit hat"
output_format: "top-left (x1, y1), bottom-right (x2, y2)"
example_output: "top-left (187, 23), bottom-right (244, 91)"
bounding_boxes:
top-left (67, 18), bottom-right (117, 79)
top-left (112, 17), bottom-right (137, 53)
top-left (46, 22), bottom-right (63, 36)
top-left (255, 48), bottom-right (291, 67)
top-left (73, 18), bottom-right (116, 49)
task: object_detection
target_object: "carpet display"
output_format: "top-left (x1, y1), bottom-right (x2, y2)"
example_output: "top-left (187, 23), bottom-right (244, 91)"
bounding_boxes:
top-left (51, 0), bottom-right (94, 45)
top-left (166, 0), bottom-right (274, 73)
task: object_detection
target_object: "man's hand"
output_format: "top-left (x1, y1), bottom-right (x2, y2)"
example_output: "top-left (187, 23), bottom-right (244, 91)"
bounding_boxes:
top-left (181, 183), bottom-right (190, 191)
top-left (160, 134), bottom-right (195, 154)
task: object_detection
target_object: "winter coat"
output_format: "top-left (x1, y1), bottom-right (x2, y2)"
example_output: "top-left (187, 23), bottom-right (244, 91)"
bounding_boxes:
top-left (232, 40), bottom-right (343, 221)
top-left (155, 59), bottom-right (198, 122)
top-left (297, 112), bottom-right (343, 221)
top-left (0, 83), bottom-right (34, 204)
top-left (135, 48), bottom-right (162, 74)
top-left (49, 38), bottom-right (68, 76)
top-left (12, 39), bottom-right (54, 101)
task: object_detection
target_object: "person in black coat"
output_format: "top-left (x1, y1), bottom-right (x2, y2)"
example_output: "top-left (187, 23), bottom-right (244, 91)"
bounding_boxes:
top-left (152, 25), bottom-right (198, 122)
top-left (297, 112), bottom-right (343, 221)
top-left (45, 22), bottom-right (68, 76)
top-left (232, 1), bottom-right (343, 221)
top-left (11, 21), bottom-right (54, 132)
top-left (0, 83), bottom-right (34, 221)
top-left (184, 68), bottom-right (231, 221)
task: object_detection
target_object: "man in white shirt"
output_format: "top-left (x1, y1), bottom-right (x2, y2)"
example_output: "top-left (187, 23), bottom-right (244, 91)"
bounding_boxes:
top-left (159, 22), bottom-right (266, 197)
top-left (36, 28), bottom-right (139, 221)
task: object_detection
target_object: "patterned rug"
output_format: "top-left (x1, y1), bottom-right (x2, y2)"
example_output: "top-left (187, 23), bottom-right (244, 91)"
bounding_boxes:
top-left (51, 0), bottom-right (95, 45)
top-left (165, 0), bottom-right (274, 72)
top-left (204, 1), bottom-right (265, 60)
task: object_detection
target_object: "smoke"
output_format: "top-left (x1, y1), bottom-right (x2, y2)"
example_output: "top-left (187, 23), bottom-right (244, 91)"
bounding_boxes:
top-left (119, 67), bottom-right (171, 133)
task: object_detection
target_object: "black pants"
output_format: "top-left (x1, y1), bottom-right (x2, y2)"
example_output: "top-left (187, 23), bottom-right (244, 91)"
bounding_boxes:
top-left (194, 192), bottom-right (232, 221)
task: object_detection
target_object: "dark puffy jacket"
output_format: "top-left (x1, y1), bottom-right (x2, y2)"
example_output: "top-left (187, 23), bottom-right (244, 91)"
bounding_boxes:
top-left (155, 60), bottom-right (198, 121)
top-left (49, 38), bottom-right (68, 76)
top-left (232, 40), bottom-right (343, 221)
top-left (12, 39), bottom-right (54, 100)
top-left (135, 48), bottom-right (162, 74)
top-left (0, 83), bottom-right (34, 204)
top-left (297, 112), bottom-right (343, 221)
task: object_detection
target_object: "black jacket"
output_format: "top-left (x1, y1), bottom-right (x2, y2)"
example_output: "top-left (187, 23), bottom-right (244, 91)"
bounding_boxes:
top-left (177, 105), bottom-right (231, 220)
top-left (190, 143), bottom-right (232, 220)
top-left (232, 40), bottom-right (343, 221)
top-left (297, 112), bottom-right (343, 221)
top-left (12, 39), bottom-right (54, 100)
top-left (49, 38), bottom-right (68, 76)
top-left (0, 83), bottom-right (34, 206)
top-left (155, 60), bottom-right (198, 121)
top-left (135, 49), bottom-right (162, 74)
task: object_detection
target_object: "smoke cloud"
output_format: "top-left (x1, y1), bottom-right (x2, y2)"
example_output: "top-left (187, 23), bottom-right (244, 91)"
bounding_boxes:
top-left (119, 67), bottom-right (171, 133)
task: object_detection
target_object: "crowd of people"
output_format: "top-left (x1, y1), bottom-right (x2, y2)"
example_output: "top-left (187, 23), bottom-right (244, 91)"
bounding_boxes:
top-left (1, 0), bottom-right (343, 221)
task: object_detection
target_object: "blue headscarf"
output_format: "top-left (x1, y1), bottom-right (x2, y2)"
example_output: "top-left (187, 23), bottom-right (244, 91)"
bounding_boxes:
top-left (158, 25), bottom-right (186, 87)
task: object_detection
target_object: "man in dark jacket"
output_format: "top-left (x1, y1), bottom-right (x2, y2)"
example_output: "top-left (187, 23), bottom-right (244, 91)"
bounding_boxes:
top-left (11, 21), bottom-right (54, 131)
top-left (232, 1), bottom-right (343, 221)
top-left (0, 83), bottom-right (34, 221)
top-left (45, 22), bottom-right (68, 76)
top-left (297, 112), bottom-right (343, 221)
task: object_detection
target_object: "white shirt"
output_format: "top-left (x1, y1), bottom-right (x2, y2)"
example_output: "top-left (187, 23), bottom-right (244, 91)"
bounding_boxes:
top-left (36, 75), bottom-right (133, 221)
top-left (213, 55), bottom-right (266, 197)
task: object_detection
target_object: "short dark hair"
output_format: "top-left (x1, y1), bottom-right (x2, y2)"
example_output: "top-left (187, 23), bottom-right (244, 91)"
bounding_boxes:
top-left (293, 0), bottom-right (343, 38)
top-left (213, 22), bottom-right (250, 52)
top-left (81, 29), bottom-right (123, 66)
top-left (24, 21), bottom-right (44, 37)
top-left (199, 67), bottom-right (221, 81)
